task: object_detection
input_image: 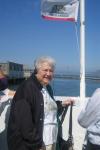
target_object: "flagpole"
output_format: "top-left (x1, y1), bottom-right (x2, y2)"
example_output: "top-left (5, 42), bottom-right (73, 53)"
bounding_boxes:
top-left (80, 0), bottom-right (85, 101)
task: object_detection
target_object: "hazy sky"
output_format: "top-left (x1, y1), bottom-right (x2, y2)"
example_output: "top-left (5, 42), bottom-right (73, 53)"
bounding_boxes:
top-left (0, 0), bottom-right (100, 73)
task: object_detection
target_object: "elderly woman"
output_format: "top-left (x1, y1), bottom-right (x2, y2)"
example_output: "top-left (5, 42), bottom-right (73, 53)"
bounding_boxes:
top-left (7, 56), bottom-right (73, 150)
top-left (0, 68), bottom-right (15, 150)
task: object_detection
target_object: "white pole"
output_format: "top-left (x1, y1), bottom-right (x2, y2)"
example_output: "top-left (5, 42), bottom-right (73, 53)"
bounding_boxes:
top-left (80, 0), bottom-right (85, 101)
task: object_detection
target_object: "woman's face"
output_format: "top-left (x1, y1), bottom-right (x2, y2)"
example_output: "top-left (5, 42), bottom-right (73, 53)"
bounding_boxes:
top-left (36, 62), bottom-right (54, 86)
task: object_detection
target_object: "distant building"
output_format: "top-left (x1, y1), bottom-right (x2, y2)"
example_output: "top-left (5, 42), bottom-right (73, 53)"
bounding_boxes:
top-left (0, 61), bottom-right (33, 80)
top-left (0, 61), bottom-right (23, 79)
top-left (23, 65), bottom-right (33, 79)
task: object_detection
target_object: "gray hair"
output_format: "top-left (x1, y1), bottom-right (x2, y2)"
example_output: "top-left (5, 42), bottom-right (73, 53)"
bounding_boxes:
top-left (34, 56), bottom-right (56, 70)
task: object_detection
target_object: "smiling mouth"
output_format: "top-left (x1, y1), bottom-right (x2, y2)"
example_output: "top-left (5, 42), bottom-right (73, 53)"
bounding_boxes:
top-left (44, 77), bottom-right (51, 80)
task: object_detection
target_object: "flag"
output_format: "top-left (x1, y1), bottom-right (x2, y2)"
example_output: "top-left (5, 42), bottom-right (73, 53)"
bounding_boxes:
top-left (41, 0), bottom-right (79, 22)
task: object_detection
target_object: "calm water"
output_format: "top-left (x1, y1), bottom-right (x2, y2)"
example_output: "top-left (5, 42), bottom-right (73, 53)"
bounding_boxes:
top-left (9, 78), bottom-right (100, 97)
top-left (52, 78), bottom-right (100, 97)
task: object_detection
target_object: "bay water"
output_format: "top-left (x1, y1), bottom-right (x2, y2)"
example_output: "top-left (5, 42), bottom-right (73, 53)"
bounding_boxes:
top-left (52, 78), bottom-right (100, 97)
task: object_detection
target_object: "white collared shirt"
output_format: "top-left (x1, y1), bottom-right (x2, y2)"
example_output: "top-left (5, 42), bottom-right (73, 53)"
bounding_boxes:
top-left (41, 87), bottom-right (58, 145)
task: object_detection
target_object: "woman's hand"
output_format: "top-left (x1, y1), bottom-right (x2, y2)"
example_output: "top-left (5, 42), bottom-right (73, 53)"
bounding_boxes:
top-left (62, 98), bottom-right (75, 107)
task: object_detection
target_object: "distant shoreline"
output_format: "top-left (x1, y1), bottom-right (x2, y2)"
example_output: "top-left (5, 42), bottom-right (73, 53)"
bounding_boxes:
top-left (54, 75), bottom-right (100, 81)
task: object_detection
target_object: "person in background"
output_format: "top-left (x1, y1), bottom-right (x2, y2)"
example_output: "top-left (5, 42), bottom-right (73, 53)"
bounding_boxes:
top-left (78, 88), bottom-right (100, 150)
top-left (7, 56), bottom-right (74, 150)
top-left (0, 68), bottom-right (15, 150)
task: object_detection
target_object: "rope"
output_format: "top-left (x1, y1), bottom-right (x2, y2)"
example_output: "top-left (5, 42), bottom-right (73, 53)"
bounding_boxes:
top-left (74, 22), bottom-right (80, 55)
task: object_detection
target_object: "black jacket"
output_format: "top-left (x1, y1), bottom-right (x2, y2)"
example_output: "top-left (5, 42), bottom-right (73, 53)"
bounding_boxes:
top-left (7, 74), bottom-right (62, 150)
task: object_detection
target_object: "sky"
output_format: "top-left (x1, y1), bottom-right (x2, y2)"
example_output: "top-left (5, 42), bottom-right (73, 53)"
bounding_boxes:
top-left (0, 0), bottom-right (100, 74)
